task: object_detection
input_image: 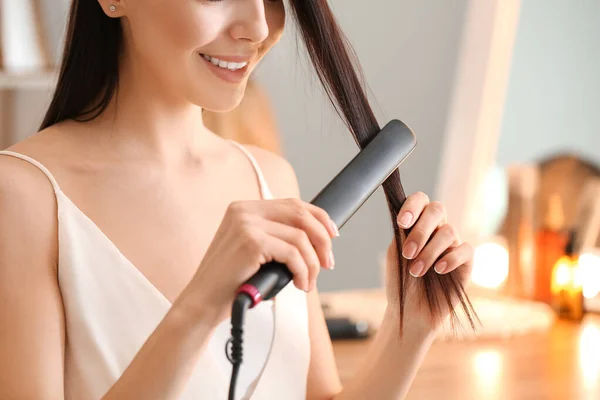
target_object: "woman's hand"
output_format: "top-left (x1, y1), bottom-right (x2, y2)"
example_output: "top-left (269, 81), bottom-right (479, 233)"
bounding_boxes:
top-left (385, 192), bottom-right (474, 330)
top-left (180, 199), bottom-right (338, 325)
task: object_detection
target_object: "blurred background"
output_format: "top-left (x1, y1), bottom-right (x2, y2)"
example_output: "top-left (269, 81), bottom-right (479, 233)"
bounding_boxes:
top-left (2, 0), bottom-right (600, 399)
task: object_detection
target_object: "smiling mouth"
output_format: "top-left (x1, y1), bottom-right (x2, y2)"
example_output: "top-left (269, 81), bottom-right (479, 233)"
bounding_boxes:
top-left (200, 54), bottom-right (249, 71)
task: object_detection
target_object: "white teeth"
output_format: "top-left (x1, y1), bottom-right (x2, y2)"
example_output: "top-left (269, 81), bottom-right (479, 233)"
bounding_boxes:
top-left (201, 54), bottom-right (248, 71)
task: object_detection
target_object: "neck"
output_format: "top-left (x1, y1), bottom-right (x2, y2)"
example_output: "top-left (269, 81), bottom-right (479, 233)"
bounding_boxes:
top-left (86, 52), bottom-right (220, 164)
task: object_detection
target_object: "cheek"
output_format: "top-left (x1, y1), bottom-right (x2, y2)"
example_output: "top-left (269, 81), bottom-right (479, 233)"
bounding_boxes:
top-left (263, 4), bottom-right (286, 52)
top-left (128, 1), bottom-right (223, 61)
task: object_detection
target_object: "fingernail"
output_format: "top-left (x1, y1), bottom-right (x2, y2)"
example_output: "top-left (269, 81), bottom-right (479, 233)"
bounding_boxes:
top-left (329, 251), bottom-right (335, 270)
top-left (403, 241), bottom-right (418, 259)
top-left (410, 260), bottom-right (425, 277)
top-left (398, 212), bottom-right (413, 228)
top-left (330, 219), bottom-right (340, 237)
top-left (434, 261), bottom-right (448, 274)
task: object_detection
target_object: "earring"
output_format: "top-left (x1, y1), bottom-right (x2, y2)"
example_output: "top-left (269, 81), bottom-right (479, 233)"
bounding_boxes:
top-left (109, 5), bottom-right (116, 12)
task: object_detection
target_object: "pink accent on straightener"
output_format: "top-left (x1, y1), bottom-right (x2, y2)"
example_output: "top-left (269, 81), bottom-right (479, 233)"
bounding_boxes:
top-left (236, 284), bottom-right (263, 308)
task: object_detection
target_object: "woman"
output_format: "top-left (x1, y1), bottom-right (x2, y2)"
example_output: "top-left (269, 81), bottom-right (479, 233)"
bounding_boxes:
top-left (0, 1), bottom-right (475, 399)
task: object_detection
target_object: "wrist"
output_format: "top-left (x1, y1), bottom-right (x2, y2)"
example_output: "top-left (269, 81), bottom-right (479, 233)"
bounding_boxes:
top-left (172, 287), bottom-right (224, 330)
top-left (382, 306), bottom-right (437, 344)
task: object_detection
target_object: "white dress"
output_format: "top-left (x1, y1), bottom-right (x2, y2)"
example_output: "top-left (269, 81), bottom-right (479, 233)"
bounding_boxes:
top-left (0, 142), bottom-right (310, 400)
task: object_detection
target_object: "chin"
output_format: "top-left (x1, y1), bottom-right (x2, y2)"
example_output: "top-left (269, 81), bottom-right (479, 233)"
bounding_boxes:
top-left (192, 83), bottom-right (247, 113)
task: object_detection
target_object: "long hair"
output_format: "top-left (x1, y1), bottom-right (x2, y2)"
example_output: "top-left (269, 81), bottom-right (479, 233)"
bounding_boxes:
top-left (41, 1), bottom-right (477, 332)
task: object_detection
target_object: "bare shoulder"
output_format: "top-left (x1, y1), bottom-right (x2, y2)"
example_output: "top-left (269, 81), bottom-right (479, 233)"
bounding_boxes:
top-left (0, 126), bottom-right (64, 201)
top-left (0, 131), bottom-right (64, 398)
top-left (6, 123), bottom-right (68, 161)
top-left (243, 144), bottom-right (300, 199)
top-left (0, 148), bottom-right (57, 206)
top-left (0, 135), bottom-right (59, 254)
top-left (0, 126), bottom-right (63, 257)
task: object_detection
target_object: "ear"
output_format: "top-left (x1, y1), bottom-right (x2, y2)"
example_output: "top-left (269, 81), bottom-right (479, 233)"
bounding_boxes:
top-left (97, 0), bottom-right (126, 17)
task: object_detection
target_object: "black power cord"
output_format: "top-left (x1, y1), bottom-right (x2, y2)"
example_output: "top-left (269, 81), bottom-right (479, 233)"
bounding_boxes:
top-left (226, 294), bottom-right (253, 400)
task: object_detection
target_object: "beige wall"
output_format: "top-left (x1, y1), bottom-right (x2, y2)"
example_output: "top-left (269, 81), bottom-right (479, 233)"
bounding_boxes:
top-left (497, 0), bottom-right (600, 166)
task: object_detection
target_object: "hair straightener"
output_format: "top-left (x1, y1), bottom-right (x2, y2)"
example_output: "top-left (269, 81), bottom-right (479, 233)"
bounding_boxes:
top-left (227, 119), bottom-right (417, 400)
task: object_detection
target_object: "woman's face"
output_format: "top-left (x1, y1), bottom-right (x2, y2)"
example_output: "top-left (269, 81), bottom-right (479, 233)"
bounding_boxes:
top-left (104, 0), bottom-right (285, 112)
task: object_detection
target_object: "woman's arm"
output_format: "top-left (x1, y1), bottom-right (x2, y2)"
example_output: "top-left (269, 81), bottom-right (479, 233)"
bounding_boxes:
top-left (335, 309), bottom-right (435, 400)
top-left (0, 157), bottom-right (221, 400)
top-left (100, 295), bottom-right (219, 400)
top-left (306, 288), bottom-right (436, 400)
top-left (0, 159), bottom-right (66, 399)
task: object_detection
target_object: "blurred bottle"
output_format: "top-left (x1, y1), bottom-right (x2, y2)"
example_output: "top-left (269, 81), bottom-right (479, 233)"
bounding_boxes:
top-left (535, 193), bottom-right (568, 304)
top-left (551, 230), bottom-right (584, 320)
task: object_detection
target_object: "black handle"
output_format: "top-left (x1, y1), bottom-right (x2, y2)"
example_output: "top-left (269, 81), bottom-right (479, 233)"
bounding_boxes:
top-left (243, 262), bottom-right (292, 301)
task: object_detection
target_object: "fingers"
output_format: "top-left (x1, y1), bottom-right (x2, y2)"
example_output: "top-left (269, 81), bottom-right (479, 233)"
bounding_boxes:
top-left (409, 224), bottom-right (459, 277)
top-left (402, 200), bottom-right (447, 260)
top-left (234, 198), bottom-right (337, 293)
top-left (433, 242), bottom-right (474, 275)
top-left (260, 199), bottom-right (339, 239)
top-left (232, 199), bottom-right (336, 269)
top-left (259, 232), bottom-right (311, 292)
top-left (261, 219), bottom-right (329, 291)
top-left (304, 202), bottom-right (340, 238)
top-left (397, 191), bottom-right (430, 229)
top-left (253, 199), bottom-right (336, 268)
top-left (395, 193), bottom-right (473, 279)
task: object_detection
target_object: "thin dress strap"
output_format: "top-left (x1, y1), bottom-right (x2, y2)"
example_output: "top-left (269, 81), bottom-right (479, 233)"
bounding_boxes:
top-left (0, 145), bottom-right (274, 200)
top-left (0, 150), bottom-right (62, 193)
top-left (228, 141), bottom-right (274, 200)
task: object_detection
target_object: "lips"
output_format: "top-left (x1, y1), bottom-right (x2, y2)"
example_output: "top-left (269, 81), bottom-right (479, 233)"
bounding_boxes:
top-left (201, 54), bottom-right (249, 71)
top-left (200, 53), bottom-right (250, 84)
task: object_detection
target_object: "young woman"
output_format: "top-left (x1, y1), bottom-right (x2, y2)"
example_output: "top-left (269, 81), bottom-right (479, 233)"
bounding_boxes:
top-left (0, 1), bottom-right (476, 399)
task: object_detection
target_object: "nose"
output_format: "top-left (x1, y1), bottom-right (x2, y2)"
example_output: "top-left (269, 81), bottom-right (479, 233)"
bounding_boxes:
top-left (229, 0), bottom-right (270, 44)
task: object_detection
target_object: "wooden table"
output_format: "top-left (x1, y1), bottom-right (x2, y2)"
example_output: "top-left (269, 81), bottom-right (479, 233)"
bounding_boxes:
top-left (332, 315), bottom-right (600, 400)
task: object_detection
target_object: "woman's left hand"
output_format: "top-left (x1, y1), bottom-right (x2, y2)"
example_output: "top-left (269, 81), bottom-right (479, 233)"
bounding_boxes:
top-left (384, 192), bottom-right (474, 330)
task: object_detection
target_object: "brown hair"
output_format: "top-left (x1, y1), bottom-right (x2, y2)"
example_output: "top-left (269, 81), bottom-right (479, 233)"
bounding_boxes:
top-left (40, 0), bottom-right (476, 333)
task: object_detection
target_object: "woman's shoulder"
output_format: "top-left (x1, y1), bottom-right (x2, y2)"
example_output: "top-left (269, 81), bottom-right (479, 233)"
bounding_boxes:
top-left (0, 153), bottom-right (56, 212)
top-left (3, 121), bottom-right (72, 164)
top-left (0, 130), bottom-right (60, 267)
top-left (0, 124), bottom-right (70, 211)
top-left (242, 144), bottom-right (301, 199)
top-left (0, 128), bottom-right (58, 186)
top-left (0, 149), bottom-right (58, 233)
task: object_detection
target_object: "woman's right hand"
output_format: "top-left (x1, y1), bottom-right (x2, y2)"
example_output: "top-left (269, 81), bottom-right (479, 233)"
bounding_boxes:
top-left (181, 198), bottom-right (339, 324)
